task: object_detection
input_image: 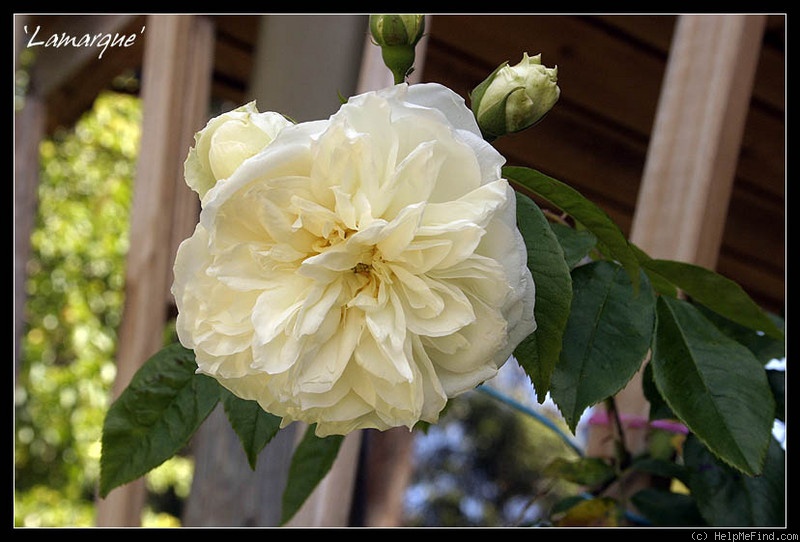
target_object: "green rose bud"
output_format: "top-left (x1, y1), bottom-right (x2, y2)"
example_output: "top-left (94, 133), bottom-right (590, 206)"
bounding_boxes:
top-left (369, 14), bottom-right (425, 84)
top-left (470, 53), bottom-right (560, 140)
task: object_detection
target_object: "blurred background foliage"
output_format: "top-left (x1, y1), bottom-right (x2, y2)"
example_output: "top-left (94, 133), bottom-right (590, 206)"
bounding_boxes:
top-left (14, 90), bottom-right (191, 527)
top-left (403, 383), bottom-right (583, 527)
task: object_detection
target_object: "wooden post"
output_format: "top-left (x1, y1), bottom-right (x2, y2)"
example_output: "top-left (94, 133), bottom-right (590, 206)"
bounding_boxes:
top-left (14, 95), bottom-right (46, 381)
top-left (587, 14), bottom-right (767, 478)
top-left (167, 18), bottom-right (214, 303)
top-left (95, 14), bottom-right (215, 527)
top-left (14, 13), bottom-right (45, 379)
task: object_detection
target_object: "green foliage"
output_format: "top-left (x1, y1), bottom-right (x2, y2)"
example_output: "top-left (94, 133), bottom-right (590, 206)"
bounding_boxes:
top-left (505, 164), bottom-right (783, 526)
top-left (504, 166), bottom-right (641, 290)
top-left (513, 193), bottom-right (572, 403)
top-left (630, 489), bottom-right (705, 526)
top-left (547, 221), bottom-right (596, 270)
top-left (697, 305), bottom-right (785, 365)
top-left (281, 426), bottom-right (345, 525)
top-left (220, 389), bottom-right (282, 470)
top-left (550, 261), bottom-right (655, 431)
top-left (551, 496), bottom-right (623, 527)
top-left (651, 296), bottom-right (775, 475)
top-left (641, 259), bottom-right (783, 340)
top-left (15, 92), bottom-right (141, 526)
top-left (99, 344), bottom-right (219, 497)
top-left (543, 457), bottom-right (615, 489)
top-left (684, 434), bottom-right (785, 527)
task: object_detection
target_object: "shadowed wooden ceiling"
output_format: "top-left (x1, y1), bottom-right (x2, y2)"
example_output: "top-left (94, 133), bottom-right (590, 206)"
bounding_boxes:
top-left (24, 14), bottom-right (785, 316)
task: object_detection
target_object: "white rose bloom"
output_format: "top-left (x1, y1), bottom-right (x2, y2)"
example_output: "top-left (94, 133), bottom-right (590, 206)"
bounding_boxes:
top-left (184, 101), bottom-right (293, 202)
top-left (172, 83), bottom-right (536, 436)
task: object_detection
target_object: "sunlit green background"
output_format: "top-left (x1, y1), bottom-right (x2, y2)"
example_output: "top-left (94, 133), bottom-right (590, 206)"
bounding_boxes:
top-left (14, 91), bottom-right (192, 527)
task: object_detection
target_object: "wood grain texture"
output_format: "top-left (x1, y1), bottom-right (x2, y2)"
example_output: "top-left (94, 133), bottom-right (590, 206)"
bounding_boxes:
top-left (95, 15), bottom-right (215, 527)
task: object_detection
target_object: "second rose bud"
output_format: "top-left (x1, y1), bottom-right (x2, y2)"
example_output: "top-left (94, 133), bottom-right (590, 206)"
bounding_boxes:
top-left (470, 53), bottom-right (560, 140)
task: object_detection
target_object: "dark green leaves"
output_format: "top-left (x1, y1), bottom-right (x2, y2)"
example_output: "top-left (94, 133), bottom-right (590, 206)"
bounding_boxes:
top-left (221, 389), bottom-right (282, 470)
top-left (630, 489), bottom-right (705, 526)
top-left (514, 193), bottom-right (572, 402)
top-left (642, 259), bottom-right (783, 340)
top-left (280, 425), bottom-right (344, 525)
top-left (549, 222), bottom-right (596, 269)
top-left (697, 305), bottom-right (785, 365)
top-left (504, 166), bottom-right (640, 290)
top-left (651, 296), bottom-right (775, 475)
top-left (684, 435), bottom-right (785, 526)
top-left (99, 344), bottom-right (219, 497)
top-left (550, 261), bottom-right (655, 431)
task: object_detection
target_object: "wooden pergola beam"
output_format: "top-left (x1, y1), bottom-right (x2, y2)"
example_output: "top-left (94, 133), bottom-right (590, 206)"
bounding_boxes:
top-left (95, 14), bottom-right (214, 527)
top-left (630, 14), bottom-right (768, 269)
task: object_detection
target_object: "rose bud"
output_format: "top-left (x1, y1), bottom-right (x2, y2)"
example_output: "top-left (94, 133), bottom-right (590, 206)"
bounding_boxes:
top-left (369, 14), bottom-right (425, 84)
top-left (470, 53), bottom-right (560, 140)
top-left (184, 101), bottom-right (293, 202)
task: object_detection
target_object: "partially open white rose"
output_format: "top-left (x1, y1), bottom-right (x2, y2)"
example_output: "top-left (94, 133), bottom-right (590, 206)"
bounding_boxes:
top-left (184, 101), bottom-right (293, 201)
top-left (172, 83), bottom-right (536, 436)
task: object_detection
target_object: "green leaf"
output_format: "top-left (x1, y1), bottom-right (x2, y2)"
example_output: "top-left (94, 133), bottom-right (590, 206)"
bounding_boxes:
top-left (100, 343), bottom-right (219, 497)
top-left (550, 495), bottom-right (588, 516)
top-left (642, 362), bottom-right (675, 421)
top-left (696, 305), bottom-right (785, 364)
top-left (554, 497), bottom-right (623, 527)
top-left (504, 166), bottom-right (640, 290)
top-left (630, 457), bottom-right (691, 485)
top-left (550, 261), bottom-right (655, 431)
top-left (544, 456), bottom-right (615, 488)
top-left (631, 488), bottom-right (706, 526)
top-left (630, 243), bottom-right (678, 297)
top-left (646, 428), bottom-right (685, 462)
top-left (280, 425), bottom-right (344, 525)
top-left (651, 296), bottom-right (775, 475)
top-left (220, 388), bottom-right (282, 470)
top-left (549, 222), bottom-right (597, 269)
top-left (684, 434), bottom-right (785, 527)
top-left (641, 259), bottom-right (783, 340)
top-left (513, 193), bottom-right (572, 402)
